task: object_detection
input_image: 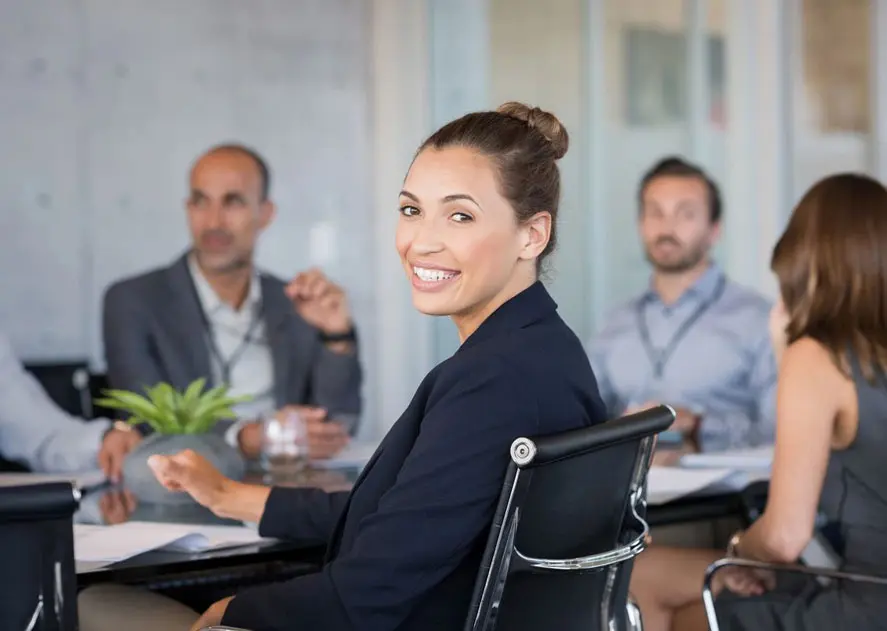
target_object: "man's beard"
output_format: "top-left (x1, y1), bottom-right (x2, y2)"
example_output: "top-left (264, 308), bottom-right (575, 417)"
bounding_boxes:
top-left (644, 239), bottom-right (708, 274)
top-left (195, 249), bottom-right (251, 275)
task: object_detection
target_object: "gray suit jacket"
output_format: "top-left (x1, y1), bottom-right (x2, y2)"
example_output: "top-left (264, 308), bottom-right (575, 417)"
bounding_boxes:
top-left (102, 254), bottom-right (362, 433)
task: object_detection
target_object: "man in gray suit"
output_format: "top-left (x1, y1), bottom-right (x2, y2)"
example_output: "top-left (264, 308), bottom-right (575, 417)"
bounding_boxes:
top-left (102, 144), bottom-right (361, 459)
top-left (0, 331), bottom-right (140, 479)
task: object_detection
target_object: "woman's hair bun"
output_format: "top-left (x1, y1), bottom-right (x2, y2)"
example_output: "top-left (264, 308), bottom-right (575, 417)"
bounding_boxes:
top-left (496, 101), bottom-right (570, 160)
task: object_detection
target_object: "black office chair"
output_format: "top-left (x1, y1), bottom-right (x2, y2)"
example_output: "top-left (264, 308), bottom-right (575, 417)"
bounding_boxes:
top-left (201, 406), bottom-right (675, 631)
top-left (23, 361), bottom-right (93, 418)
top-left (463, 405), bottom-right (673, 631)
top-left (0, 482), bottom-right (81, 631)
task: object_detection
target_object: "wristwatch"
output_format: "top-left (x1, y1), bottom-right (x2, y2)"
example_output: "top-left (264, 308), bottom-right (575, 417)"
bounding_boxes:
top-left (726, 529), bottom-right (745, 557)
top-left (319, 327), bottom-right (357, 343)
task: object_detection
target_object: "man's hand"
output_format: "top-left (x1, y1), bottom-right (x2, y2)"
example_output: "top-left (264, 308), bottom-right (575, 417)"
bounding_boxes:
top-left (98, 489), bottom-right (137, 524)
top-left (190, 596), bottom-right (233, 631)
top-left (285, 269), bottom-right (352, 336)
top-left (97, 426), bottom-right (142, 484)
top-left (238, 406), bottom-right (348, 459)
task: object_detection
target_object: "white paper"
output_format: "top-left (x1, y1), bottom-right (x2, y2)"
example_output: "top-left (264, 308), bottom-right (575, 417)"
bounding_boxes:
top-left (0, 470), bottom-right (106, 489)
top-left (680, 446), bottom-right (774, 470)
top-left (646, 466), bottom-right (734, 505)
top-left (315, 442), bottom-right (378, 470)
top-left (74, 521), bottom-right (273, 563)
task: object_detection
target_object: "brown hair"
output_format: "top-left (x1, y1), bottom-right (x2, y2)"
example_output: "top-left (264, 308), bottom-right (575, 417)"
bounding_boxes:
top-left (771, 172), bottom-right (887, 380)
top-left (418, 101), bottom-right (569, 268)
top-left (638, 155), bottom-right (722, 223)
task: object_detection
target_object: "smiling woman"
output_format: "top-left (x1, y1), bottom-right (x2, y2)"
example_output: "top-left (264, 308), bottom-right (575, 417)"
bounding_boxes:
top-left (78, 103), bottom-right (609, 631)
top-left (396, 102), bottom-right (570, 341)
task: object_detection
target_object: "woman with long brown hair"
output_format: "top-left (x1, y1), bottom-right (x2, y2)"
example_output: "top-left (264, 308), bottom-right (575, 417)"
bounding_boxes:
top-left (630, 172), bottom-right (887, 631)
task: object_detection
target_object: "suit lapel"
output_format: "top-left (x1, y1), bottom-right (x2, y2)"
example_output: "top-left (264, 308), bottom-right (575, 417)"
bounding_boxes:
top-left (261, 276), bottom-right (299, 407)
top-left (160, 255), bottom-right (212, 383)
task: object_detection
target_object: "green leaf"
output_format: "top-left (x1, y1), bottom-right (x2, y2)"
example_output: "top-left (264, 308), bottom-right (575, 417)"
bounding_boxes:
top-left (95, 379), bottom-right (252, 435)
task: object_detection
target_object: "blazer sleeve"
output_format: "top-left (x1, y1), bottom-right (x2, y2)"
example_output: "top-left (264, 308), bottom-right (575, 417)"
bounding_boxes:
top-left (102, 282), bottom-right (166, 393)
top-left (0, 334), bottom-right (110, 472)
top-left (259, 487), bottom-right (351, 545)
top-left (222, 356), bottom-right (537, 631)
top-left (309, 339), bottom-right (363, 425)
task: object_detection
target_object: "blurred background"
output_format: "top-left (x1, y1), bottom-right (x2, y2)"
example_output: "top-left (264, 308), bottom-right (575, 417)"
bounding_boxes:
top-left (0, 0), bottom-right (878, 439)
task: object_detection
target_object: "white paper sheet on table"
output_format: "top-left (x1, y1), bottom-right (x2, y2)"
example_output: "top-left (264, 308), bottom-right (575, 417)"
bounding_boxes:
top-left (646, 466), bottom-right (735, 505)
top-left (73, 521), bottom-right (274, 563)
top-left (315, 442), bottom-right (378, 470)
top-left (679, 446), bottom-right (773, 470)
top-left (0, 470), bottom-right (106, 489)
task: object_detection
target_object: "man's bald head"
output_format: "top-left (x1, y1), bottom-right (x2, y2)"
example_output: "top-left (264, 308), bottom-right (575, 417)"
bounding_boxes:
top-left (194, 143), bottom-right (271, 201)
top-left (186, 144), bottom-right (275, 275)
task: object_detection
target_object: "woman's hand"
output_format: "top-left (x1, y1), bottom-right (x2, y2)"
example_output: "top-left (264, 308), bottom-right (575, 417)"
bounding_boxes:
top-left (714, 565), bottom-right (776, 597)
top-left (148, 449), bottom-right (230, 511)
top-left (148, 449), bottom-right (272, 523)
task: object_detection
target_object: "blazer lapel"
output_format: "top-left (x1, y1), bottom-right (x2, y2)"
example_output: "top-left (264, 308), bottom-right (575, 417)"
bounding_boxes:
top-left (261, 277), bottom-right (299, 407)
top-left (160, 255), bottom-right (212, 384)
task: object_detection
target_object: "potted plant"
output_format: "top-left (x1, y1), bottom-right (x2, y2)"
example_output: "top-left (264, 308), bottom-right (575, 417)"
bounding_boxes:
top-left (96, 379), bottom-right (251, 504)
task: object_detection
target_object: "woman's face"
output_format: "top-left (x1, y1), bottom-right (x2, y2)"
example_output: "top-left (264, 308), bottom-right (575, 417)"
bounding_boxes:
top-left (395, 146), bottom-right (550, 338)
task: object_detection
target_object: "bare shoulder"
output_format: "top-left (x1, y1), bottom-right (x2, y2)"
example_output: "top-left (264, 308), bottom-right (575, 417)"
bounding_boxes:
top-left (781, 337), bottom-right (854, 398)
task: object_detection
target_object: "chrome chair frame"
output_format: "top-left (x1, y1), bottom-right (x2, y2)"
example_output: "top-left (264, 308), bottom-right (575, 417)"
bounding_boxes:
top-left (701, 557), bottom-right (887, 631)
top-left (467, 409), bottom-right (668, 631)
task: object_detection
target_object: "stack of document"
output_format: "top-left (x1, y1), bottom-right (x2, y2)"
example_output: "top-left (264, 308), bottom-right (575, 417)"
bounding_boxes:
top-left (74, 521), bottom-right (275, 563)
top-left (680, 446), bottom-right (773, 470)
top-left (646, 446), bottom-right (774, 505)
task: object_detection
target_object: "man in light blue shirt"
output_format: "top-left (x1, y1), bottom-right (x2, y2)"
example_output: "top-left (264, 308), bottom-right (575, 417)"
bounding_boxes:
top-left (588, 157), bottom-right (776, 452)
top-left (0, 331), bottom-right (140, 477)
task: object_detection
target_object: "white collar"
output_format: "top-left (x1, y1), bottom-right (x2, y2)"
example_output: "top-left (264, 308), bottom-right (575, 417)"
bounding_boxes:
top-left (187, 254), bottom-right (262, 315)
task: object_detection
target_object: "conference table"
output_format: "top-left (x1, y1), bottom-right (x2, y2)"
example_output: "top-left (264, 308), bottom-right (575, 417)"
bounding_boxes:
top-left (74, 459), bottom-right (760, 592)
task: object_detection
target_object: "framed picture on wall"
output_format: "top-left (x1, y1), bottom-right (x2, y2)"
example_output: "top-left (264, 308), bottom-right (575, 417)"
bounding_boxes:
top-left (624, 27), bottom-right (725, 128)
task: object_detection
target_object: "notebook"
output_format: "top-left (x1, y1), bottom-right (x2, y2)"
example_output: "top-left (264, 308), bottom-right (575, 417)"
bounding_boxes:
top-left (73, 521), bottom-right (274, 563)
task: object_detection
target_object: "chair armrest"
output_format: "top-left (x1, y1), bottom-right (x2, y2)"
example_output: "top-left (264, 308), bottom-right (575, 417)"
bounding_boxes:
top-left (701, 557), bottom-right (887, 631)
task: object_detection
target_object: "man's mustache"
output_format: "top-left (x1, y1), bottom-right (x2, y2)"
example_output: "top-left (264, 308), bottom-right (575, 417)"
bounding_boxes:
top-left (654, 236), bottom-right (681, 247)
top-left (200, 229), bottom-right (234, 242)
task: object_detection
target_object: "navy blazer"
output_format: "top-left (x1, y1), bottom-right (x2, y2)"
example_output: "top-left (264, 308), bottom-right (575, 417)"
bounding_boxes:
top-left (222, 282), bottom-right (607, 631)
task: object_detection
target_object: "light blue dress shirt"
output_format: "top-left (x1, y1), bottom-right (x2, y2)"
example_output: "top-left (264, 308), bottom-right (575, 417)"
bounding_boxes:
top-left (588, 264), bottom-right (777, 452)
top-left (0, 331), bottom-right (110, 471)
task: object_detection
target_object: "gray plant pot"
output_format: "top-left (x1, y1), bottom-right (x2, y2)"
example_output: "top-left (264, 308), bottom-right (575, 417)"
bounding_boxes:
top-left (122, 433), bottom-right (246, 505)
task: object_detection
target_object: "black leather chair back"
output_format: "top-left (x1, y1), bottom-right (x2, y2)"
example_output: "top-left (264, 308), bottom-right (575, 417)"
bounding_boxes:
top-left (464, 405), bottom-right (674, 631)
top-left (0, 482), bottom-right (81, 631)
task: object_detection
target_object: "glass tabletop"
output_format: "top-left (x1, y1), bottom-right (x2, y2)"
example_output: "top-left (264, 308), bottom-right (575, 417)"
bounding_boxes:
top-left (75, 464), bottom-right (362, 527)
top-left (74, 464), bottom-right (362, 584)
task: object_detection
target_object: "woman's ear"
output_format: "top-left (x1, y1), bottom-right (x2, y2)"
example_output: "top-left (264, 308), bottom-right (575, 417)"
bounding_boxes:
top-left (519, 211), bottom-right (551, 261)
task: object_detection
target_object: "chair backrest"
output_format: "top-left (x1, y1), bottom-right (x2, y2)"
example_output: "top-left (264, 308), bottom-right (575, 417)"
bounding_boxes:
top-left (464, 405), bottom-right (674, 631)
top-left (23, 361), bottom-right (92, 418)
top-left (0, 482), bottom-right (81, 631)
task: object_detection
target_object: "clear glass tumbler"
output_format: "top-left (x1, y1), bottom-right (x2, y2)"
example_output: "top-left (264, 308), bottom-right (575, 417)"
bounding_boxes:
top-left (261, 409), bottom-right (308, 477)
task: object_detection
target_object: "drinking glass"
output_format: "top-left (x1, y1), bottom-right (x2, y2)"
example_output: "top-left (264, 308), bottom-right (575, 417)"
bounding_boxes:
top-left (261, 409), bottom-right (308, 477)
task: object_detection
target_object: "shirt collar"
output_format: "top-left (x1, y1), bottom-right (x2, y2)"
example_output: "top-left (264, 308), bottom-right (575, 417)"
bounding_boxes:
top-left (642, 262), bottom-right (724, 306)
top-left (187, 254), bottom-right (262, 315)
